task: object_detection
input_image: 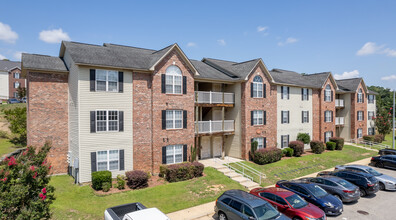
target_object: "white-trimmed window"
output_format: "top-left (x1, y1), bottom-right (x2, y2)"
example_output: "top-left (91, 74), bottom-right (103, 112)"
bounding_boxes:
top-left (325, 131), bottom-right (332, 143)
top-left (13, 92), bottom-right (18, 98)
top-left (368, 127), bottom-right (375, 135)
top-left (368, 111), bottom-right (375, 120)
top-left (14, 72), bottom-right (20, 79)
top-left (97, 150), bottom-right (119, 171)
top-left (252, 110), bottom-right (264, 125)
top-left (302, 111), bottom-right (309, 123)
top-left (281, 111), bottom-right (289, 124)
top-left (252, 76), bottom-right (263, 98)
top-left (165, 65), bottom-right (182, 94)
top-left (252, 137), bottom-right (265, 149)
top-left (96, 110), bottom-right (119, 132)
top-left (357, 89), bottom-right (363, 103)
top-left (357, 111), bottom-right (363, 121)
top-left (325, 111), bottom-right (332, 122)
top-left (282, 86), bottom-right (289, 99)
top-left (166, 110), bottom-right (183, 129)
top-left (302, 88), bottom-right (309, 100)
top-left (96, 69), bottom-right (118, 92)
top-left (14, 82), bottom-right (20, 88)
top-left (166, 145), bottom-right (183, 164)
top-left (281, 135), bottom-right (289, 148)
top-left (325, 84), bottom-right (331, 101)
top-left (357, 128), bottom-right (363, 138)
top-left (368, 95), bottom-right (375, 104)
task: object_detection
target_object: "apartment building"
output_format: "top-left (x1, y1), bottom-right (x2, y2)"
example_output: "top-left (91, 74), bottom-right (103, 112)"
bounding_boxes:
top-left (0, 60), bottom-right (23, 101)
top-left (21, 41), bottom-right (376, 183)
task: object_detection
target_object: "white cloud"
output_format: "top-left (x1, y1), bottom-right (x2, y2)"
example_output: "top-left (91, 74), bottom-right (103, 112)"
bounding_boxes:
top-left (13, 51), bottom-right (25, 61)
top-left (217, 39), bottom-right (226, 46)
top-left (0, 22), bottom-right (18, 43)
top-left (257, 26), bottom-right (268, 32)
top-left (278, 37), bottom-right (298, 46)
top-left (39, 28), bottom-right (71, 43)
top-left (334, 70), bottom-right (360, 80)
top-left (186, 42), bottom-right (197, 47)
top-left (0, 54), bottom-right (6, 60)
top-left (356, 42), bottom-right (396, 57)
top-left (381, 75), bottom-right (396, 81)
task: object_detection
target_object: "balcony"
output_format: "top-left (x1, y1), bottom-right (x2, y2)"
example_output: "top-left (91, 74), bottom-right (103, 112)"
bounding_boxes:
top-left (336, 117), bottom-right (345, 126)
top-left (335, 99), bottom-right (344, 108)
top-left (195, 120), bottom-right (235, 135)
top-left (195, 91), bottom-right (234, 106)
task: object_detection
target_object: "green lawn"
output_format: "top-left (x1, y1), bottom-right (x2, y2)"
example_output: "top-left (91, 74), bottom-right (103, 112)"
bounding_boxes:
top-left (0, 138), bottom-right (17, 156)
top-left (382, 133), bottom-right (395, 147)
top-left (230, 145), bottom-right (377, 187)
top-left (49, 167), bottom-right (244, 219)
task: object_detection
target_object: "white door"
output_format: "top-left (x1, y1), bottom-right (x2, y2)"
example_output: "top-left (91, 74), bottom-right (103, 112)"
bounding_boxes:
top-left (213, 137), bottom-right (222, 157)
top-left (201, 136), bottom-right (211, 159)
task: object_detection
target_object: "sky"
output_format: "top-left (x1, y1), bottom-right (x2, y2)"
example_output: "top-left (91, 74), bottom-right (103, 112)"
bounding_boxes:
top-left (0, 0), bottom-right (396, 89)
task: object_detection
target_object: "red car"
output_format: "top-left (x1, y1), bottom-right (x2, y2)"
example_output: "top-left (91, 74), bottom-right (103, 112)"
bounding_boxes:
top-left (250, 187), bottom-right (326, 220)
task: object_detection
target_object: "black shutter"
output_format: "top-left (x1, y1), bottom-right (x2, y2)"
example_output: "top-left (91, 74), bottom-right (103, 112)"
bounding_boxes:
top-left (287, 135), bottom-right (289, 146)
top-left (281, 86), bottom-right (284, 99)
top-left (90, 69), bottom-right (96, 91)
top-left (307, 89), bottom-right (309, 100)
top-left (264, 111), bottom-right (267, 125)
top-left (281, 111), bottom-right (284, 124)
top-left (331, 91), bottom-right (333, 102)
top-left (357, 111), bottom-right (359, 121)
top-left (324, 111), bottom-right (326, 122)
top-left (118, 71), bottom-right (123, 93)
top-left (301, 88), bottom-right (304, 100)
top-left (183, 76), bottom-right (187, 94)
top-left (324, 132), bottom-right (326, 142)
top-left (161, 74), bottom-right (166, 93)
top-left (162, 110), bottom-right (166, 130)
top-left (251, 83), bottom-right (254, 97)
top-left (119, 150), bottom-right (124, 170)
top-left (302, 111), bottom-right (304, 123)
top-left (331, 111), bottom-right (333, 122)
top-left (287, 87), bottom-right (290, 99)
top-left (287, 111), bottom-right (290, 123)
top-left (324, 90), bottom-right (326, 101)
top-left (362, 111), bottom-right (364, 120)
top-left (119, 111), bottom-right (124, 132)
top-left (264, 84), bottom-right (266, 98)
top-left (90, 111), bottom-right (96, 133)
top-left (281, 136), bottom-right (284, 148)
top-left (307, 111), bottom-right (309, 123)
top-left (91, 152), bottom-right (97, 172)
top-left (362, 93), bottom-right (364, 103)
top-left (251, 111), bottom-right (254, 125)
top-left (264, 137), bottom-right (267, 148)
top-left (183, 145), bottom-right (187, 162)
top-left (183, 110), bottom-right (187, 129)
top-left (162, 146), bottom-right (167, 164)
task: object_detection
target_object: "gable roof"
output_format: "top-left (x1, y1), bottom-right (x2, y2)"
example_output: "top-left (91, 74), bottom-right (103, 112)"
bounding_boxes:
top-left (0, 60), bottom-right (21, 72)
top-left (269, 69), bottom-right (336, 89)
top-left (190, 59), bottom-right (238, 82)
top-left (22, 54), bottom-right (68, 73)
top-left (336, 78), bottom-right (367, 93)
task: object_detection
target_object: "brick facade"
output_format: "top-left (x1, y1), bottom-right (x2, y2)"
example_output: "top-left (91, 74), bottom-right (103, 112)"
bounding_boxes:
top-left (241, 65), bottom-right (277, 159)
top-left (27, 71), bottom-right (69, 174)
top-left (350, 82), bottom-right (367, 139)
top-left (9, 68), bottom-right (25, 98)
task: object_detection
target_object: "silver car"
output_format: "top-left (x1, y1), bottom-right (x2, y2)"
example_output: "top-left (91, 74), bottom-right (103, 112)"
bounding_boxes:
top-left (335, 165), bottom-right (396, 191)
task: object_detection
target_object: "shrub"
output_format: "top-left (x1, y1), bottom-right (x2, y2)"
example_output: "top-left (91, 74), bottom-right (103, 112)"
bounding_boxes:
top-left (126, 170), bottom-right (148, 189)
top-left (159, 165), bottom-right (167, 177)
top-left (329, 137), bottom-right (344, 150)
top-left (363, 135), bottom-right (375, 142)
top-left (288, 141), bottom-right (304, 157)
top-left (374, 134), bottom-right (384, 143)
top-left (326, 142), bottom-right (336, 151)
top-left (164, 162), bottom-right (205, 182)
top-left (250, 141), bottom-right (258, 159)
top-left (191, 161), bottom-right (204, 177)
top-left (282, 148), bottom-right (294, 157)
top-left (92, 171), bottom-right (112, 190)
top-left (297, 133), bottom-right (310, 144)
top-left (0, 130), bottom-right (9, 139)
top-left (2, 106), bottom-right (27, 146)
top-left (253, 148), bottom-right (282, 165)
top-left (102, 182), bottom-right (111, 192)
top-left (310, 140), bottom-right (325, 154)
top-left (116, 175), bottom-right (126, 190)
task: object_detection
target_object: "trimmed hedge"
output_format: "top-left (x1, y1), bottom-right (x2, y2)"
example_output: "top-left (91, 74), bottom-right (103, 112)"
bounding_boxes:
top-left (297, 133), bottom-right (310, 144)
top-left (163, 162), bottom-right (204, 182)
top-left (125, 170), bottom-right (149, 189)
top-left (282, 148), bottom-right (294, 157)
top-left (102, 182), bottom-right (111, 192)
top-left (326, 142), bottom-right (336, 151)
top-left (91, 171), bottom-right (112, 190)
top-left (310, 140), bottom-right (325, 154)
top-left (289, 141), bottom-right (304, 157)
top-left (329, 137), bottom-right (344, 150)
top-left (374, 134), bottom-right (384, 143)
top-left (116, 175), bottom-right (126, 190)
top-left (363, 135), bottom-right (375, 142)
top-left (253, 148), bottom-right (282, 165)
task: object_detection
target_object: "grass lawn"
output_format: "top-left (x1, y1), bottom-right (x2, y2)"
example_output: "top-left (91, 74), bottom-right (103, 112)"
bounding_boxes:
top-left (230, 145), bottom-right (377, 187)
top-left (49, 167), bottom-right (244, 219)
top-left (0, 138), bottom-right (18, 156)
top-left (382, 133), bottom-right (395, 147)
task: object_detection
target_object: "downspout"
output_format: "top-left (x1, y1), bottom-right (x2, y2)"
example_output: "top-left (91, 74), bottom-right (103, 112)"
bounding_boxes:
top-left (151, 72), bottom-right (154, 173)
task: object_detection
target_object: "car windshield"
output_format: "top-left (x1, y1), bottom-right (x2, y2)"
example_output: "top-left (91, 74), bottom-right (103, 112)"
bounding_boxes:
top-left (336, 179), bottom-right (355, 188)
top-left (253, 203), bottom-right (280, 220)
top-left (306, 185), bottom-right (328, 198)
top-left (366, 168), bottom-right (382, 176)
top-left (285, 194), bottom-right (308, 209)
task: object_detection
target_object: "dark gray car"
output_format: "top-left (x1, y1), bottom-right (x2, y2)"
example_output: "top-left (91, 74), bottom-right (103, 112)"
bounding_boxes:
top-left (215, 189), bottom-right (290, 220)
top-left (300, 176), bottom-right (360, 203)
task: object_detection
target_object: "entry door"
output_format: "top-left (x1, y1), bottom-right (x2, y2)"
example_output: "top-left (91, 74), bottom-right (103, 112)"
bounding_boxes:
top-left (200, 136), bottom-right (211, 159)
top-left (213, 136), bottom-right (222, 157)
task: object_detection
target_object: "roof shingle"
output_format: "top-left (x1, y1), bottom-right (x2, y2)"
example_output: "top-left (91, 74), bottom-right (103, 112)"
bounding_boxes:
top-left (22, 54), bottom-right (68, 72)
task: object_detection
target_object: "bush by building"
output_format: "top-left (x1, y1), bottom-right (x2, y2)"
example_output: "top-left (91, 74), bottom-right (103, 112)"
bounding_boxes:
top-left (288, 141), bottom-right (304, 157)
top-left (116, 175), bottom-right (126, 190)
top-left (125, 170), bottom-right (149, 189)
top-left (374, 134), bottom-right (384, 143)
top-left (310, 140), bottom-right (325, 154)
top-left (329, 137), bottom-right (344, 150)
top-left (297, 133), bottom-right (310, 144)
top-left (363, 135), bottom-right (375, 142)
top-left (282, 147), bottom-right (294, 157)
top-left (326, 142), bottom-right (336, 151)
top-left (91, 171), bottom-right (112, 190)
top-left (253, 148), bottom-right (282, 165)
top-left (161, 162), bottom-right (204, 182)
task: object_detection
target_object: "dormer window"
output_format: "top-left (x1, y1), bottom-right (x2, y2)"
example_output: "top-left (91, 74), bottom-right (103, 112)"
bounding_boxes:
top-left (357, 89), bottom-right (363, 103)
top-left (252, 76), bottom-right (263, 98)
top-left (324, 84), bottom-right (332, 102)
top-left (14, 72), bottom-right (20, 79)
top-left (165, 65), bottom-right (182, 94)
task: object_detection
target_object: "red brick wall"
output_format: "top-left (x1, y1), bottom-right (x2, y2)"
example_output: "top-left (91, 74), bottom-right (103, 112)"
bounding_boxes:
top-left (350, 82), bottom-right (367, 139)
top-left (27, 71), bottom-right (68, 174)
top-left (9, 68), bottom-right (26, 98)
top-left (312, 89), bottom-right (320, 140)
top-left (241, 66), bottom-right (277, 159)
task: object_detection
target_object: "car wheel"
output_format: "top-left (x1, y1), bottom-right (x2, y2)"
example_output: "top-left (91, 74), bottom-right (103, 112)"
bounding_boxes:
top-left (379, 182), bottom-right (385, 191)
top-left (218, 211), bottom-right (228, 220)
top-left (376, 162), bottom-right (384, 168)
top-left (292, 217), bottom-right (302, 220)
top-left (334, 194), bottom-right (342, 201)
top-left (359, 188), bottom-right (367, 197)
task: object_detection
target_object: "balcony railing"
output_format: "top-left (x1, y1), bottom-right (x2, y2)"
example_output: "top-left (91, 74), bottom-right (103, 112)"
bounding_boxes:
top-left (335, 99), bottom-right (344, 107)
top-left (195, 120), bottom-right (235, 134)
top-left (336, 117), bottom-right (345, 125)
top-left (195, 91), bottom-right (235, 104)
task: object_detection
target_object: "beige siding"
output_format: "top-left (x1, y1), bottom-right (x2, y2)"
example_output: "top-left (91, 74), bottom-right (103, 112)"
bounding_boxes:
top-left (78, 67), bottom-right (133, 183)
top-left (367, 97), bottom-right (376, 133)
top-left (224, 83), bottom-right (241, 158)
top-left (0, 71), bottom-right (9, 100)
top-left (338, 93), bottom-right (351, 140)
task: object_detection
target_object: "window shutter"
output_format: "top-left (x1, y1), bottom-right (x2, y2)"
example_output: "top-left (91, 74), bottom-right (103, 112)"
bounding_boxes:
top-left (264, 111), bottom-right (267, 125)
top-left (302, 111), bottom-right (304, 123)
top-left (331, 91), bottom-right (333, 102)
top-left (162, 110), bottom-right (166, 130)
top-left (357, 112), bottom-right (359, 121)
top-left (301, 88), bottom-right (304, 100)
top-left (287, 87), bottom-right (290, 99)
top-left (251, 83), bottom-right (254, 97)
top-left (287, 111), bottom-right (290, 123)
top-left (281, 136), bottom-right (284, 148)
top-left (183, 145), bottom-right (187, 162)
top-left (264, 84), bottom-right (266, 98)
top-left (251, 138), bottom-right (254, 144)
top-left (324, 132), bottom-right (326, 142)
top-left (90, 69), bottom-right (96, 91)
top-left (281, 111), bottom-right (284, 124)
top-left (119, 111), bottom-right (124, 132)
top-left (264, 137), bottom-right (267, 148)
top-left (91, 152), bottom-right (97, 172)
top-left (307, 89), bottom-right (309, 100)
top-left (362, 111), bottom-right (364, 120)
top-left (162, 146), bottom-right (167, 164)
top-left (183, 76), bottom-right (187, 94)
top-left (183, 110), bottom-right (187, 129)
top-left (281, 86), bottom-right (284, 99)
top-left (331, 111), bottom-right (333, 122)
top-left (161, 74), bottom-right (166, 93)
top-left (362, 93), bottom-right (364, 103)
top-left (307, 111), bottom-right (309, 123)
top-left (118, 71), bottom-right (124, 93)
top-left (331, 131), bottom-right (333, 138)
top-left (287, 135), bottom-right (289, 146)
top-left (324, 111), bottom-right (326, 122)
top-left (90, 111), bottom-right (96, 133)
top-left (324, 90), bottom-right (326, 101)
top-left (251, 111), bottom-right (254, 125)
top-left (119, 150), bottom-right (124, 170)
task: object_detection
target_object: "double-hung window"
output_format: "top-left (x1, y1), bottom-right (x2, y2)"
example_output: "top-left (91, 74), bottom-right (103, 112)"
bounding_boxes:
top-left (97, 150), bottom-right (119, 171)
top-left (14, 72), bottom-right (20, 79)
top-left (165, 65), bottom-right (182, 94)
top-left (357, 111), bottom-right (363, 121)
top-left (96, 110), bottom-right (119, 132)
top-left (368, 127), bottom-right (375, 135)
top-left (324, 85), bottom-right (331, 102)
top-left (282, 86), bottom-right (289, 99)
top-left (166, 145), bottom-right (183, 164)
top-left (166, 110), bottom-right (183, 129)
top-left (281, 135), bottom-right (289, 148)
top-left (252, 76), bottom-right (263, 98)
top-left (325, 111), bottom-right (332, 122)
top-left (252, 110), bottom-right (264, 125)
top-left (368, 95), bottom-right (375, 104)
top-left (302, 111), bottom-right (309, 123)
top-left (281, 111), bottom-right (289, 124)
top-left (96, 69), bottom-right (118, 92)
top-left (325, 131), bottom-right (332, 143)
top-left (302, 88), bottom-right (309, 100)
top-left (357, 128), bottom-right (363, 138)
top-left (357, 89), bottom-right (363, 103)
top-left (14, 82), bottom-right (20, 88)
top-left (252, 137), bottom-right (265, 149)
top-left (368, 111), bottom-right (374, 120)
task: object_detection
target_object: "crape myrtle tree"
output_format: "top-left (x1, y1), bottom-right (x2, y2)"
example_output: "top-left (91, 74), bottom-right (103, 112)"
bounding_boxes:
top-left (374, 107), bottom-right (393, 140)
top-left (0, 142), bottom-right (55, 219)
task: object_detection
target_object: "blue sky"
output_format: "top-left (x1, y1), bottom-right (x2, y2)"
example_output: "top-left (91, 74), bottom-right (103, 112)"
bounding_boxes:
top-left (0, 0), bottom-right (396, 88)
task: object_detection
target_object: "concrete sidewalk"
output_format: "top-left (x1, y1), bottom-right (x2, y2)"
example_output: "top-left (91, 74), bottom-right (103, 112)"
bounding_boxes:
top-left (167, 156), bottom-right (374, 220)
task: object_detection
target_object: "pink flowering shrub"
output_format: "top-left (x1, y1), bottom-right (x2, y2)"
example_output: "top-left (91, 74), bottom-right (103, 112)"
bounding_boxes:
top-left (0, 142), bottom-right (55, 219)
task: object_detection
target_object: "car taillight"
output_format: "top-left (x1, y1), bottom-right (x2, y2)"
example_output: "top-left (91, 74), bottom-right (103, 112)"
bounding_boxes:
top-left (371, 157), bottom-right (374, 161)
top-left (275, 184), bottom-right (280, 188)
top-left (367, 183), bottom-right (374, 187)
top-left (342, 190), bottom-right (354, 193)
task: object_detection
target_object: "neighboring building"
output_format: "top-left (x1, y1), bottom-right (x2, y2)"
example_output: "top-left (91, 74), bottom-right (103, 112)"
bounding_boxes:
top-left (367, 90), bottom-right (378, 135)
top-left (0, 60), bottom-right (22, 101)
top-left (21, 41), bottom-right (377, 183)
